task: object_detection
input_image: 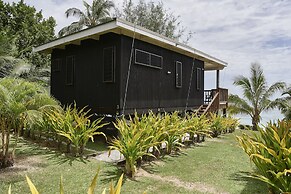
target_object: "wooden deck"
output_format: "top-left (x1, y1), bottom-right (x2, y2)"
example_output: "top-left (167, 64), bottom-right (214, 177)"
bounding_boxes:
top-left (197, 88), bottom-right (228, 116)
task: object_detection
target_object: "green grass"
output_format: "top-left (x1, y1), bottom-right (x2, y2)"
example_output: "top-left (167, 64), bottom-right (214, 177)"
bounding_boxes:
top-left (1, 130), bottom-right (268, 194)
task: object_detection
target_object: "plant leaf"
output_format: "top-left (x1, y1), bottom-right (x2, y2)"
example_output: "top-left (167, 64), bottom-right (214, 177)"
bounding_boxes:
top-left (60, 176), bottom-right (64, 194)
top-left (26, 175), bottom-right (39, 194)
top-left (88, 168), bottom-right (100, 194)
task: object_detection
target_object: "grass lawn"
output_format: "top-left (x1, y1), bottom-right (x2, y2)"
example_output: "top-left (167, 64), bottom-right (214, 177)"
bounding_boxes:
top-left (0, 130), bottom-right (268, 194)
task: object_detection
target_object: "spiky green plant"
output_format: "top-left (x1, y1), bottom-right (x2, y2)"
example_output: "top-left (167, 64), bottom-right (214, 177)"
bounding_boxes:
top-left (109, 113), bottom-right (159, 177)
top-left (208, 113), bottom-right (225, 137)
top-left (160, 112), bottom-right (185, 154)
top-left (237, 120), bottom-right (291, 193)
top-left (183, 113), bottom-right (210, 143)
top-left (46, 103), bottom-right (107, 155)
top-left (222, 116), bottom-right (239, 133)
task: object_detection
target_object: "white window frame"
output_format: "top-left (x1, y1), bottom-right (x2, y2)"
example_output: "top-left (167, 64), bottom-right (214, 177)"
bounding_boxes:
top-left (103, 46), bottom-right (116, 83)
top-left (197, 67), bottom-right (202, 90)
top-left (175, 61), bottom-right (182, 88)
top-left (66, 55), bottom-right (75, 86)
top-left (135, 49), bottom-right (163, 69)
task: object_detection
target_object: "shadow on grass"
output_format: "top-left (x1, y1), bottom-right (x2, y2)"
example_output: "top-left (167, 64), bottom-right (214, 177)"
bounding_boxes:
top-left (142, 161), bottom-right (160, 175)
top-left (232, 171), bottom-right (268, 194)
top-left (99, 164), bottom-right (124, 184)
top-left (16, 139), bottom-right (89, 166)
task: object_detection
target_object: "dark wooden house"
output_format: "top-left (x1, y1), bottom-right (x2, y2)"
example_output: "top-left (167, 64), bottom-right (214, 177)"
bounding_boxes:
top-left (34, 18), bottom-right (228, 117)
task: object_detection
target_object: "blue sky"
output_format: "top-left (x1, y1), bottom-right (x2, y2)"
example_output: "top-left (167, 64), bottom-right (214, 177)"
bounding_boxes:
top-left (4, 0), bottom-right (291, 124)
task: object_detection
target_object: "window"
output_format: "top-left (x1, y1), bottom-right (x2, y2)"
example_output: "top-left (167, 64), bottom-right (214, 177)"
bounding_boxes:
top-left (175, 61), bottom-right (182, 88)
top-left (103, 47), bottom-right (115, 82)
top-left (197, 67), bottom-right (202, 90)
top-left (52, 58), bottom-right (61, 72)
top-left (151, 54), bottom-right (163, 68)
top-left (135, 49), bottom-right (150, 66)
top-left (135, 49), bottom-right (163, 69)
top-left (66, 56), bottom-right (75, 85)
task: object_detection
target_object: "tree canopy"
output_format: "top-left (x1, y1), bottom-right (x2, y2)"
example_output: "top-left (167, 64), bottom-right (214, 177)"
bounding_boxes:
top-left (0, 0), bottom-right (56, 85)
top-left (0, 0), bottom-right (56, 68)
top-left (116, 0), bottom-right (191, 42)
top-left (275, 87), bottom-right (291, 120)
top-left (59, 0), bottom-right (191, 42)
top-left (58, 0), bottom-right (114, 37)
top-left (229, 63), bottom-right (285, 130)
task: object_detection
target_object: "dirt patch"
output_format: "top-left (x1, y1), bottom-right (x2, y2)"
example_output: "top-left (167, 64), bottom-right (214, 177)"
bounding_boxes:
top-left (136, 168), bottom-right (229, 194)
top-left (0, 155), bottom-right (44, 181)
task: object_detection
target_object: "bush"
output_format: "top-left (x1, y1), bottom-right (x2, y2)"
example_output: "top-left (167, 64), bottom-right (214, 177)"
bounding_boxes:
top-left (45, 103), bottom-right (108, 156)
top-left (110, 111), bottom-right (237, 177)
top-left (109, 113), bottom-right (159, 177)
top-left (0, 78), bottom-right (58, 168)
top-left (237, 120), bottom-right (291, 193)
top-left (208, 113), bottom-right (224, 137)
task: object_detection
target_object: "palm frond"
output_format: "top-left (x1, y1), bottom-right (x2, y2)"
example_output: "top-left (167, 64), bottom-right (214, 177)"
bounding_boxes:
top-left (228, 94), bottom-right (253, 116)
top-left (65, 8), bottom-right (84, 18)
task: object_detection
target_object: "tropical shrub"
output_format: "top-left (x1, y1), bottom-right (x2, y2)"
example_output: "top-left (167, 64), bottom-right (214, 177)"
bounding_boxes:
top-left (184, 113), bottom-right (210, 142)
top-left (161, 112), bottom-right (185, 154)
top-left (110, 111), bottom-right (237, 177)
top-left (45, 103), bottom-right (108, 156)
top-left (34, 105), bottom-right (64, 147)
top-left (8, 169), bottom-right (125, 194)
top-left (237, 120), bottom-right (291, 194)
top-left (221, 116), bottom-right (239, 133)
top-left (109, 114), bottom-right (159, 177)
top-left (0, 78), bottom-right (58, 168)
top-left (208, 113), bottom-right (224, 137)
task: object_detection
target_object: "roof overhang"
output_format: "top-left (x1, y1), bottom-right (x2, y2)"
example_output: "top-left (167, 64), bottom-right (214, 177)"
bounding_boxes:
top-left (34, 18), bottom-right (227, 70)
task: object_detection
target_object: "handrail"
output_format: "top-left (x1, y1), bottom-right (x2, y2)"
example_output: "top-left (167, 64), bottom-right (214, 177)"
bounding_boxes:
top-left (201, 88), bottom-right (228, 115)
top-left (203, 92), bottom-right (220, 114)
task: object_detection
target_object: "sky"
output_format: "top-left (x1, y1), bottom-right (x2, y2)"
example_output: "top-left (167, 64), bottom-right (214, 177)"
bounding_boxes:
top-left (4, 0), bottom-right (291, 124)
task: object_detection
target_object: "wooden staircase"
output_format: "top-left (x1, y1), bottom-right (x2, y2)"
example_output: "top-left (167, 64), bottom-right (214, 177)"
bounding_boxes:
top-left (196, 88), bottom-right (228, 116)
top-left (197, 104), bottom-right (208, 116)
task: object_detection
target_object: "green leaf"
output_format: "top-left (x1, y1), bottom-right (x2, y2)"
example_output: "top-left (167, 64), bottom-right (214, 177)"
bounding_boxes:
top-left (26, 175), bottom-right (39, 194)
top-left (88, 168), bottom-right (100, 194)
top-left (60, 176), bottom-right (64, 194)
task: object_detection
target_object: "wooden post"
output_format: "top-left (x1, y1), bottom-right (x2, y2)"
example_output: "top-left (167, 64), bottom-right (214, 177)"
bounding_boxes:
top-left (216, 70), bottom-right (220, 89)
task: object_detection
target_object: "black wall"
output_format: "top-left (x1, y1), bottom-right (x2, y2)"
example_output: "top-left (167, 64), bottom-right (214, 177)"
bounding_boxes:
top-left (51, 33), bottom-right (121, 114)
top-left (50, 33), bottom-right (204, 115)
top-left (120, 35), bottom-right (204, 114)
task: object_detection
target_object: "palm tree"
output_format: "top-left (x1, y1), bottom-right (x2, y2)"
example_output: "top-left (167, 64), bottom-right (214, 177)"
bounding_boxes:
top-left (229, 63), bottom-right (285, 130)
top-left (0, 78), bottom-right (59, 168)
top-left (275, 88), bottom-right (291, 120)
top-left (58, 0), bottom-right (114, 37)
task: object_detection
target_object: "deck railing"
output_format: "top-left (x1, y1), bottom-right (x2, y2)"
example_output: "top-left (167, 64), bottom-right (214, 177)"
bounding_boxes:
top-left (204, 92), bottom-right (220, 114)
top-left (203, 88), bottom-right (228, 113)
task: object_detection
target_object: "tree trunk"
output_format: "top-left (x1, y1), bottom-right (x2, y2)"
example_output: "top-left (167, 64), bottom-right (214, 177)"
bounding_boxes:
top-left (66, 142), bottom-right (71, 153)
top-left (12, 125), bottom-right (21, 158)
top-left (252, 114), bottom-right (259, 131)
top-left (125, 159), bottom-right (136, 177)
top-left (79, 144), bottom-right (84, 156)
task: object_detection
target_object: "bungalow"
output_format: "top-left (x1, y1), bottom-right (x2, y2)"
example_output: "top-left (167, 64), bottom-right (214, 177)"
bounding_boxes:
top-left (34, 18), bottom-right (228, 117)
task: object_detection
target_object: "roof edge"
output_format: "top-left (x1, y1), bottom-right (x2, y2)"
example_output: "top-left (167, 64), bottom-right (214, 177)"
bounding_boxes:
top-left (33, 18), bottom-right (227, 68)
